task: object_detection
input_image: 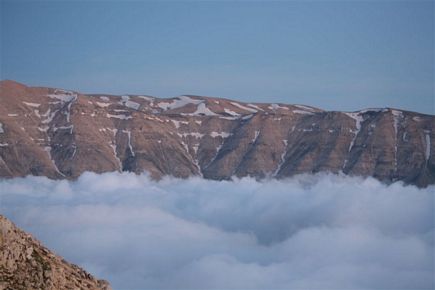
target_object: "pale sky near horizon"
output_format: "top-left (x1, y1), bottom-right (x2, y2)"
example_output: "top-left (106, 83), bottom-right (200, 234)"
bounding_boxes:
top-left (1, 0), bottom-right (434, 114)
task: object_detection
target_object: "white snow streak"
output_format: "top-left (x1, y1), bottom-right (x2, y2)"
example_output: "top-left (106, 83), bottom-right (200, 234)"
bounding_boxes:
top-left (293, 110), bottom-right (314, 115)
top-left (106, 114), bottom-right (132, 120)
top-left (22, 102), bottom-right (41, 107)
top-left (122, 130), bottom-right (135, 157)
top-left (230, 102), bottom-right (258, 113)
top-left (210, 132), bottom-right (232, 138)
top-left (43, 146), bottom-right (65, 177)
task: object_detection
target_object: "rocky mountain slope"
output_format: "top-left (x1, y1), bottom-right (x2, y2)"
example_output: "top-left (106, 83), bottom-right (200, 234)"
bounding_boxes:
top-left (0, 80), bottom-right (433, 187)
top-left (0, 214), bottom-right (111, 290)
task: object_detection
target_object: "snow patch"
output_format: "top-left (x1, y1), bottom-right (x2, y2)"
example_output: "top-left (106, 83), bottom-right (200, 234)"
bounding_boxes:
top-left (230, 102), bottom-right (258, 113)
top-left (119, 95), bottom-right (140, 110)
top-left (138, 96), bottom-right (154, 102)
top-left (109, 143), bottom-right (122, 170)
top-left (99, 96), bottom-right (110, 101)
top-left (106, 114), bottom-right (132, 120)
top-left (294, 105), bottom-right (316, 112)
top-left (345, 112), bottom-right (364, 153)
top-left (38, 126), bottom-right (49, 132)
top-left (48, 91), bottom-right (77, 103)
top-left (171, 120), bottom-right (189, 129)
top-left (247, 104), bottom-right (264, 111)
top-left (7, 113), bottom-right (18, 117)
top-left (158, 96), bottom-right (203, 111)
top-left (23, 101), bottom-right (40, 107)
top-left (242, 114), bottom-right (253, 120)
top-left (178, 132), bottom-right (205, 139)
top-left (96, 102), bottom-right (111, 108)
top-left (224, 108), bottom-right (240, 117)
top-left (53, 125), bottom-right (73, 134)
top-left (184, 103), bottom-right (218, 116)
top-left (269, 104), bottom-right (288, 110)
top-left (0, 123), bottom-right (3, 133)
top-left (293, 110), bottom-right (314, 115)
top-left (210, 132), bottom-right (232, 138)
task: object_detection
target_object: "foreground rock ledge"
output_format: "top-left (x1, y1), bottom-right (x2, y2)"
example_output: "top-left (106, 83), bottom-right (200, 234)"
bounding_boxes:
top-left (0, 215), bottom-right (111, 290)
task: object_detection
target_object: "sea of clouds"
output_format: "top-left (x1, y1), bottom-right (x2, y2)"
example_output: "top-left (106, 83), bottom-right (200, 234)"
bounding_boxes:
top-left (0, 172), bottom-right (434, 289)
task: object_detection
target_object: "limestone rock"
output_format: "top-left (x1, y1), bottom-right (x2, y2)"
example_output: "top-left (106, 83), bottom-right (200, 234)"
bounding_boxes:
top-left (0, 214), bottom-right (111, 290)
top-left (0, 80), bottom-right (433, 187)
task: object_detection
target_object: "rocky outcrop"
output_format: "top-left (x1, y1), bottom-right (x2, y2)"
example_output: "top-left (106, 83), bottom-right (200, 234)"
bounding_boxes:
top-left (0, 214), bottom-right (111, 290)
top-left (0, 80), bottom-right (433, 187)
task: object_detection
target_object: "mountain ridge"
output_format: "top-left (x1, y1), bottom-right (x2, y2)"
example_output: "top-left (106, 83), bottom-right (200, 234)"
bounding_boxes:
top-left (0, 80), bottom-right (433, 187)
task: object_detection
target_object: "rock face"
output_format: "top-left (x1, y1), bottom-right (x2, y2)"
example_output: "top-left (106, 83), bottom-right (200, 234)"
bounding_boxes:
top-left (0, 214), bottom-right (111, 290)
top-left (0, 79), bottom-right (433, 187)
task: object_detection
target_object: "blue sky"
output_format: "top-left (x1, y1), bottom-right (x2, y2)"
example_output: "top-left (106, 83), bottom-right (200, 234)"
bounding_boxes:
top-left (1, 0), bottom-right (434, 114)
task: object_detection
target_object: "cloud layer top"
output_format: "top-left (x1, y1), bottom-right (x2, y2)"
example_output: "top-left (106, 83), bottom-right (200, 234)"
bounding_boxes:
top-left (1, 172), bottom-right (433, 289)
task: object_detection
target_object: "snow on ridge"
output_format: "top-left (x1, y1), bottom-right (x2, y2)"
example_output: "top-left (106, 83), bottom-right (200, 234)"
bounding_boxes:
top-left (48, 90), bottom-right (77, 103)
top-left (99, 96), bottom-right (110, 101)
top-left (293, 110), bottom-right (314, 115)
top-left (193, 103), bottom-right (218, 116)
top-left (247, 104), bottom-right (264, 111)
top-left (119, 95), bottom-right (140, 110)
top-left (183, 103), bottom-right (218, 116)
top-left (138, 96), bottom-right (154, 102)
top-left (358, 108), bottom-right (388, 114)
top-left (230, 102), bottom-right (258, 113)
top-left (294, 104), bottom-right (316, 112)
top-left (269, 104), bottom-right (289, 110)
top-left (158, 96), bottom-right (203, 111)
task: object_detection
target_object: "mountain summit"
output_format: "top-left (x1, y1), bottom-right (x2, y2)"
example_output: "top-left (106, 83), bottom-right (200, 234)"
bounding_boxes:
top-left (0, 80), bottom-right (433, 187)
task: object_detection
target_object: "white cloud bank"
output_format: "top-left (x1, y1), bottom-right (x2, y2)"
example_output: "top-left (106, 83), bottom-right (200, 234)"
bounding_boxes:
top-left (0, 172), bottom-right (434, 289)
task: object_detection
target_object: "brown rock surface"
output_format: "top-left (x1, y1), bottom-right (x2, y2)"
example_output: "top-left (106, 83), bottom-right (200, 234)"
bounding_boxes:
top-left (0, 214), bottom-right (111, 290)
top-left (0, 80), bottom-right (433, 187)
